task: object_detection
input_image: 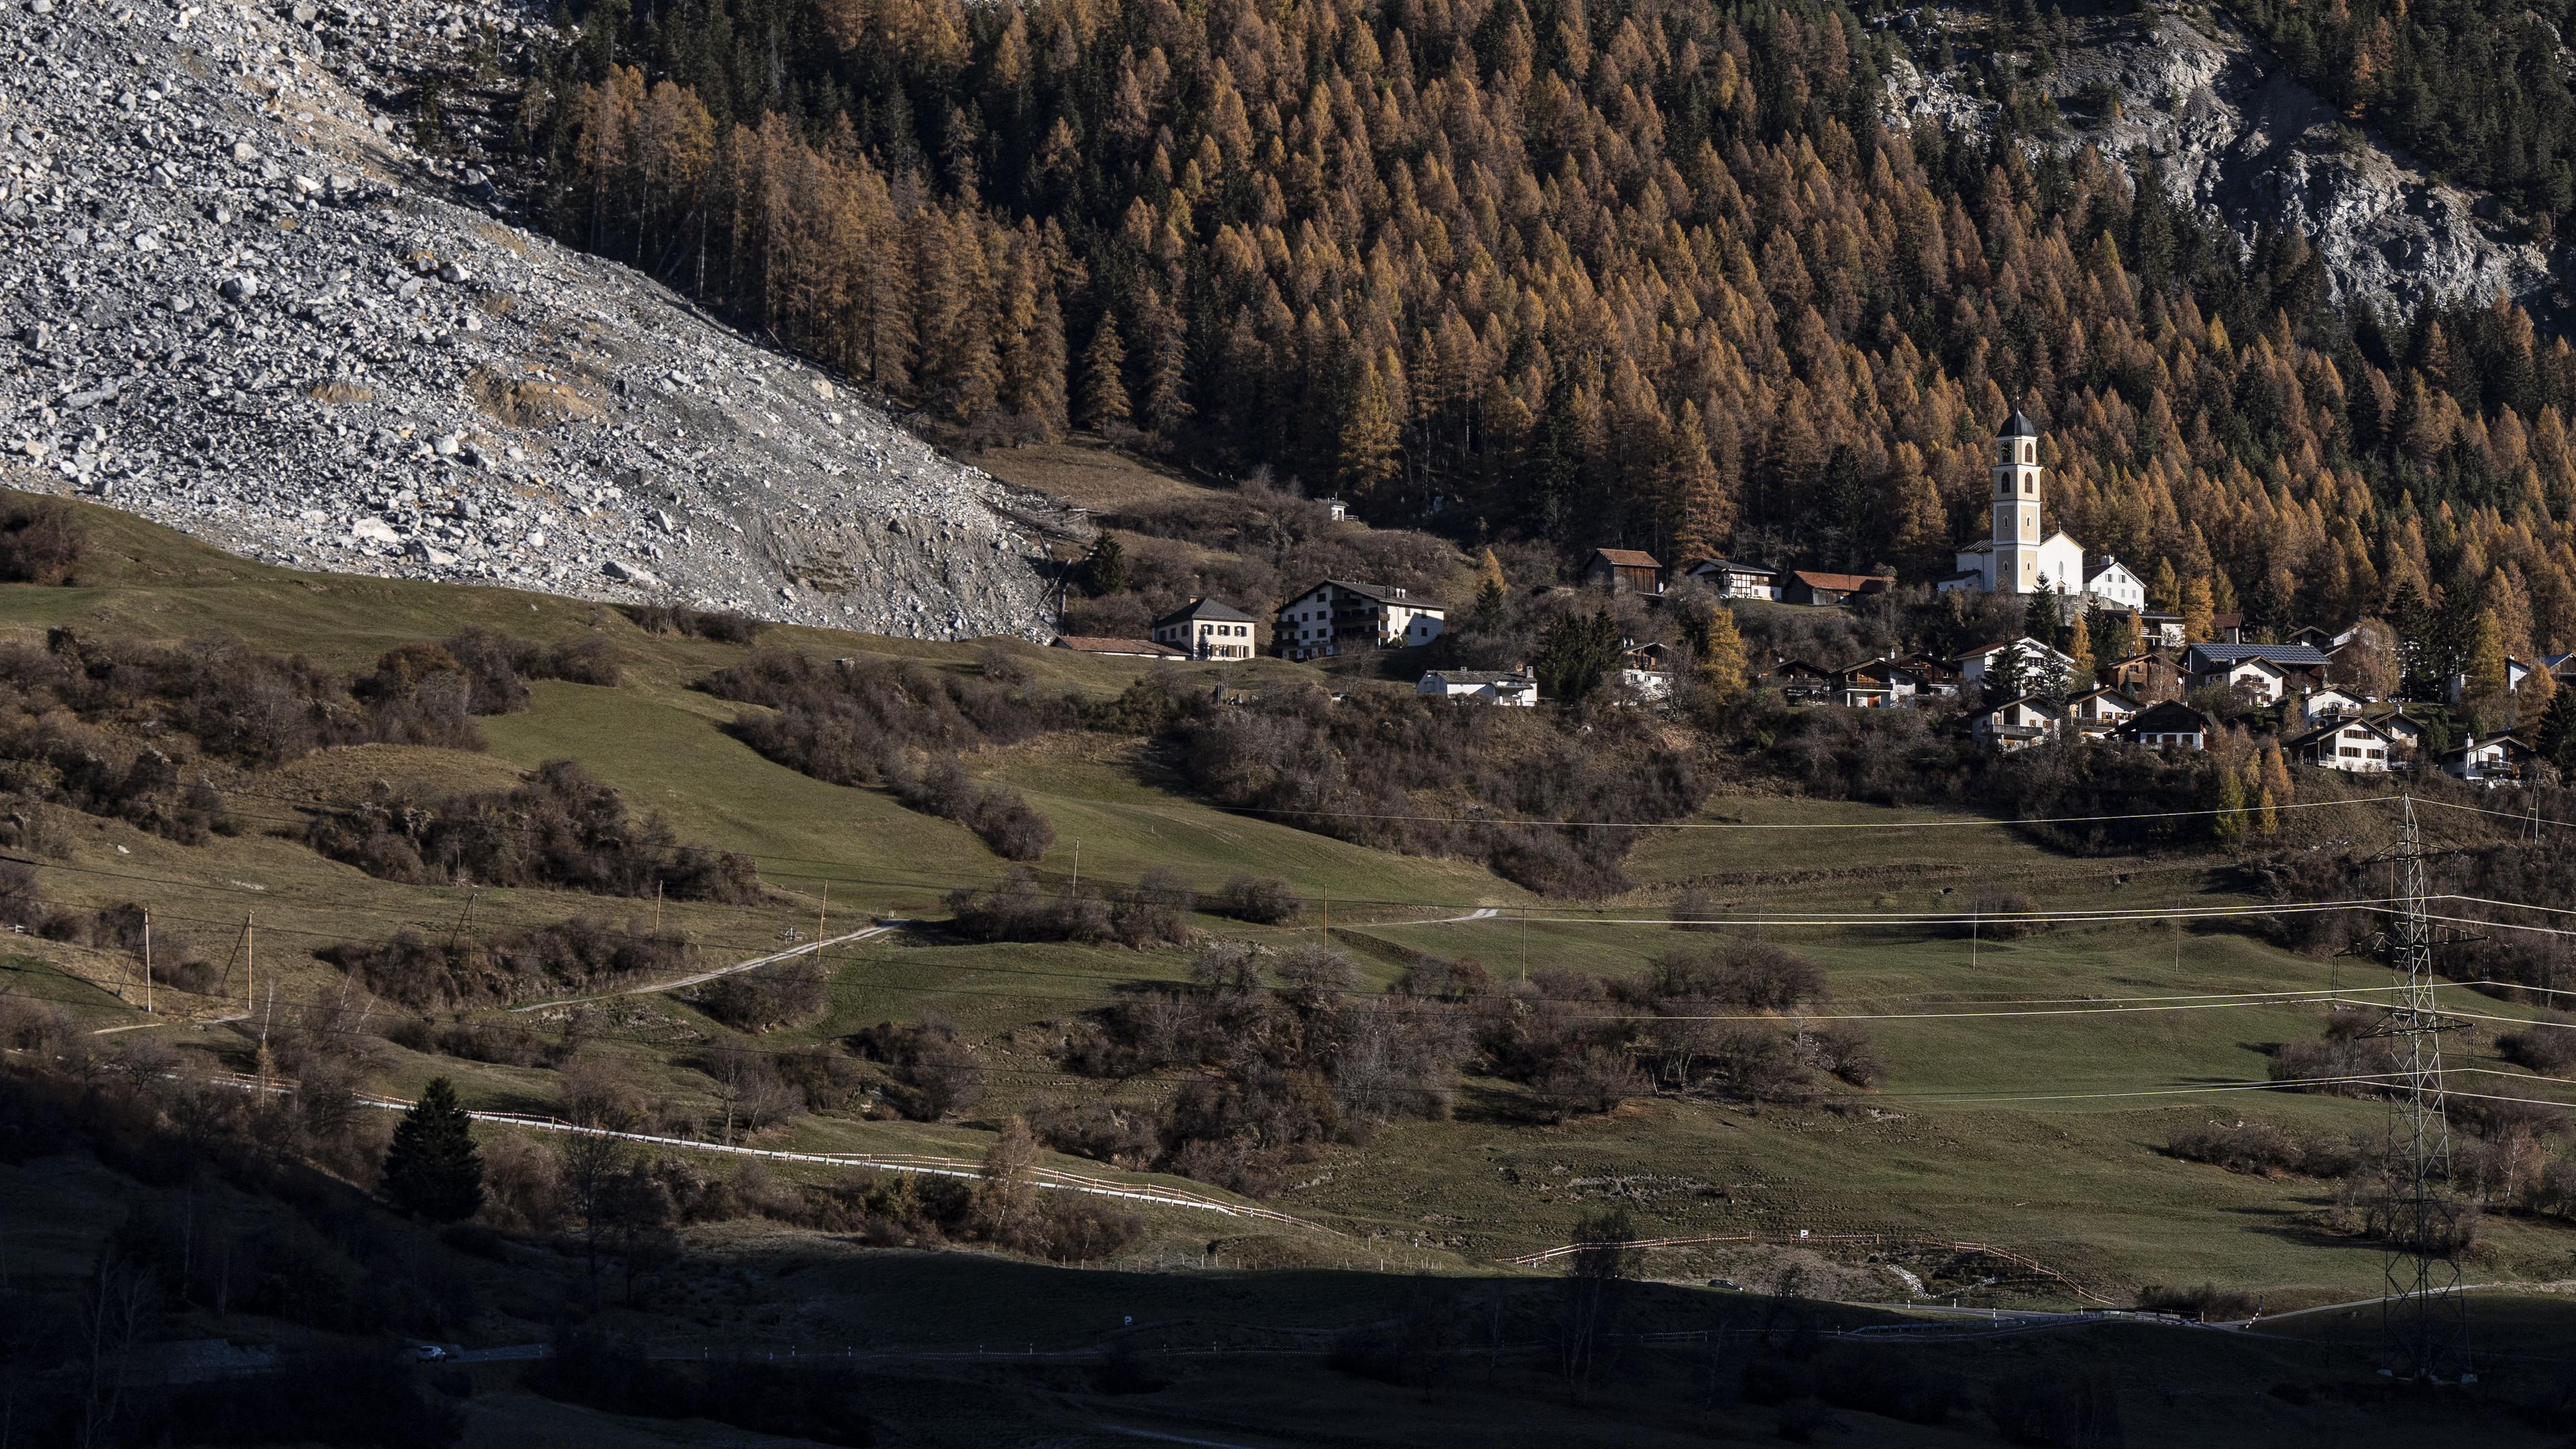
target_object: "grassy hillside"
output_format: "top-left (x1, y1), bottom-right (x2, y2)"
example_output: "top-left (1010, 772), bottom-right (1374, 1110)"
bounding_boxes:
top-left (2, 496), bottom-right (2571, 1324)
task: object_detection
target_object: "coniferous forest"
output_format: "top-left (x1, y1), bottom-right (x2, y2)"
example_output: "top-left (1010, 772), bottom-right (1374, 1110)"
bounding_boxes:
top-left (525, 0), bottom-right (2576, 663)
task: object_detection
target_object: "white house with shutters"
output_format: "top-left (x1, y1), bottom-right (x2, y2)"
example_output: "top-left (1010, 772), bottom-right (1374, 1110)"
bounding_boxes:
top-left (1150, 598), bottom-right (1260, 660)
top-left (1274, 580), bottom-right (1447, 661)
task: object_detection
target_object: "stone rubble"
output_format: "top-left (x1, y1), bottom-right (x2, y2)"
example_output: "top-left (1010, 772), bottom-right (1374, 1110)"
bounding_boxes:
top-left (0, 0), bottom-right (1073, 638)
top-left (1880, 7), bottom-right (2569, 323)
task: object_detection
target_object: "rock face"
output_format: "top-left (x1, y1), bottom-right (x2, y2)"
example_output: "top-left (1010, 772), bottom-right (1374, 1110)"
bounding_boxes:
top-left (1884, 9), bottom-right (2570, 324)
top-left (0, 0), bottom-right (1072, 639)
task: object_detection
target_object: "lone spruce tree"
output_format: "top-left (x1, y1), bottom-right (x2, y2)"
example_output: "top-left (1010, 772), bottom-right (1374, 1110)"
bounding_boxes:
top-left (384, 1076), bottom-right (485, 1223)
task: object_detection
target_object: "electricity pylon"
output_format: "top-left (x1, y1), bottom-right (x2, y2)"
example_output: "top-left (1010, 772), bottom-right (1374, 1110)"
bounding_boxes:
top-left (2361, 795), bottom-right (2473, 1384)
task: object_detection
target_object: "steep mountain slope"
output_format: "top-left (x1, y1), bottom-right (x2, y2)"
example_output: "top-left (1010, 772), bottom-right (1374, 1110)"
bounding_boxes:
top-left (1886, 6), bottom-right (2568, 323)
top-left (0, 0), bottom-right (1067, 637)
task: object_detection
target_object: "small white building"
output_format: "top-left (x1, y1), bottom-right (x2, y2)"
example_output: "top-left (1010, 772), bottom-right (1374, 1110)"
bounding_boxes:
top-left (2066, 686), bottom-right (2140, 737)
top-left (1150, 597), bottom-right (1260, 660)
top-left (2443, 735), bottom-right (2532, 785)
top-left (2181, 643), bottom-right (2329, 705)
top-left (2287, 717), bottom-right (2398, 773)
top-left (2083, 557), bottom-right (2147, 612)
top-left (1275, 580), bottom-right (1446, 661)
top-left (2300, 687), bottom-right (2367, 724)
top-left (1972, 695), bottom-right (2059, 751)
top-left (1417, 669), bottom-right (1539, 706)
top-left (1951, 636), bottom-right (2076, 689)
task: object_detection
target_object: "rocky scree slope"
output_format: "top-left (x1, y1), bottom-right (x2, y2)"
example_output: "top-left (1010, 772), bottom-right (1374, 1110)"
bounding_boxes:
top-left (0, 0), bottom-right (1070, 638)
top-left (1885, 7), bottom-right (2569, 323)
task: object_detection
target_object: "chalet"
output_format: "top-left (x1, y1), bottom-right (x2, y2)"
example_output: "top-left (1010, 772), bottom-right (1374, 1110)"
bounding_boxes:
top-left (1951, 636), bottom-right (2076, 689)
top-left (2546, 651), bottom-right (2576, 683)
top-left (2118, 700), bottom-right (2214, 751)
top-left (1766, 655), bottom-right (1835, 703)
top-left (2104, 652), bottom-right (2181, 702)
top-left (2066, 686), bottom-right (2141, 737)
top-left (1784, 569), bottom-right (1895, 606)
top-left (1972, 695), bottom-right (2059, 751)
top-left (1680, 557), bottom-right (1782, 601)
top-left (2139, 612), bottom-right (2186, 648)
top-left (2365, 709), bottom-right (2429, 756)
top-left (1833, 657), bottom-right (1919, 708)
top-left (1583, 548), bottom-right (1664, 594)
top-left (2208, 612), bottom-right (2249, 644)
top-left (1418, 669), bottom-right (1540, 706)
top-left (1052, 635), bottom-right (1187, 660)
top-left (1894, 653), bottom-right (1962, 697)
top-left (2083, 557), bottom-right (2147, 611)
top-left (2443, 734), bottom-right (2536, 785)
top-left (1618, 640), bottom-right (1674, 700)
top-left (2300, 687), bottom-right (2367, 725)
top-left (1274, 580), bottom-right (1446, 661)
top-left (2286, 717), bottom-right (2400, 773)
top-left (1151, 597), bottom-right (1260, 660)
top-left (1318, 497), bottom-right (1348, 521)
top-left (2181, 643), bottom-right (2330, 704)
top-left (2284, 625), bottom-right (2343, 651)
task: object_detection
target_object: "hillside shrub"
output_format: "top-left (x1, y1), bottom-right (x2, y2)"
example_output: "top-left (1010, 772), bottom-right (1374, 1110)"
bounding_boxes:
top-left (944, 867), bottom-right (1112, 943)
top-left (624, 603), bottom-right (768, 643)
top-left (849, 1018), bottom-right (987, 1119)
top-left (1214, 874), bottom-right (1303, 924)
top-left (303, 759), bottom-right (759, 902)
top-left (0, 492), bottom-right (85, 584)
top-left (700, 956), bottom-right (830, 1032)
top-left (321, 918), bottom-right (690, 1010)
top-left (894, 755), bottom-right (1054, 859)
top-left (1173, 683), bottom-right (1705, 898)
top-left (702, 651), bottom-right (1073, 786)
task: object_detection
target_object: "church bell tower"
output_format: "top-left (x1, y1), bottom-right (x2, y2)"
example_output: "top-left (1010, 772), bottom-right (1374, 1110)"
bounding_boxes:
top-left (1992, 409), bottom-right (2044, 594)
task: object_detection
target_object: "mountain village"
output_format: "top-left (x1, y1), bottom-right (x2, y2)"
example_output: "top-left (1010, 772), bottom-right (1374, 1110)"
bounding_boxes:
top-left (1059, 414), bottom-right (2549, 786)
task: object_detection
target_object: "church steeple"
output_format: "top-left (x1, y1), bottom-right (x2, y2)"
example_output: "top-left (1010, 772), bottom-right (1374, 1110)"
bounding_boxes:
top-left (1991, 411), bottom-right (2045, 592)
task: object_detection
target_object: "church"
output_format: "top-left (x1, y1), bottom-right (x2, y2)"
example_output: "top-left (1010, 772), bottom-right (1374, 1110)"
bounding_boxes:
top-left (1937, 412), bottom-right (2145, 611)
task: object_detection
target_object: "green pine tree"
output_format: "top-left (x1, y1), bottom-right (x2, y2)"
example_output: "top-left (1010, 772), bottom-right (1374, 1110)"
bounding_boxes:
top-left (1081, 535), bottom-right (1128, 596)
top-left (383, 1077), bottom-right (485, 1223)
top-left (2540, 687), bottom-right (2576, 771)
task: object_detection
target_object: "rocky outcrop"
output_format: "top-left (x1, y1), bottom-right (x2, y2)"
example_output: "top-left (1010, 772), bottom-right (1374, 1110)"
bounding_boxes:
top-left (1884, 9), bottom-right (2571, 324)
top-left (0, 0), bottom-right (1071, 639)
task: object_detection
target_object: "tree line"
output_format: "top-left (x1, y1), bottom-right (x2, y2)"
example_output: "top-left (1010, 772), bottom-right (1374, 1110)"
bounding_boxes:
top-left (525, 0), bottom-right (2576, 665)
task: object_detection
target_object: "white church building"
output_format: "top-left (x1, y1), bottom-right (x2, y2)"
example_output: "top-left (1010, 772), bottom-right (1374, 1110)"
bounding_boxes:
top-left (1937, 412), bottom-right (2144, 610)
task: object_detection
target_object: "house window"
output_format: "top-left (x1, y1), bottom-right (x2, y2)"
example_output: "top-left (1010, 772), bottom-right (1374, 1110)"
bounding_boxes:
top-left (2023, 442), bottom-right (2035, 463)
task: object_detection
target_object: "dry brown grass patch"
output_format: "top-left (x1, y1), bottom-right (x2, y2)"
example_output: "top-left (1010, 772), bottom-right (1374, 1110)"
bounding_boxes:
top-left (307, 380), bottom-right (374, 405)
top-left (468, 367), bottom-right (601, 429)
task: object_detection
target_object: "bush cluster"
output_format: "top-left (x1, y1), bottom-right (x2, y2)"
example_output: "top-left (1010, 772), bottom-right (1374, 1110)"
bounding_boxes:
top-left (849, 1017), bottom-right (987, 1120)
top-left (321, 918), bottom-right (692, 1010)
top-left (1040, 941), bottom-right (1468, 1193)
top-left (623, 602), bottom-right (768, 643)
top-left (0, 491), bottom-right (85, 584)
top-left (698, 956), bottom-right (829, 1032)
top-left (943, 866), bottom-right (1195, 947)
top-left (702, 651), bottom-right (1072, 784)
top-left (2165, 1120), bottom-right (2360, 1179)
top-left (304, 759), bottom-right (759, 902)
top-left (894, 755), bottom-right (1054, 859)
top-left (1172, 681), bottom-right (1706, 897)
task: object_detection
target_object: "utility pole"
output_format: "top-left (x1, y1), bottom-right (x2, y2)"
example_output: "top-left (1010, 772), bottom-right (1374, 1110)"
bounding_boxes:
top-left (2363, 796), bottom-right (2474, 1384)
top-left (246, 912), bottom-right (258, 1040)
top-left (1069, 842), bottom-right (1081, 893)
top-left (818, 881), bottom-right (829, 942)
top-left (655, 880), bottom-right (664, 932)
top-left (141, 908), bottom-right (151, 1015)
